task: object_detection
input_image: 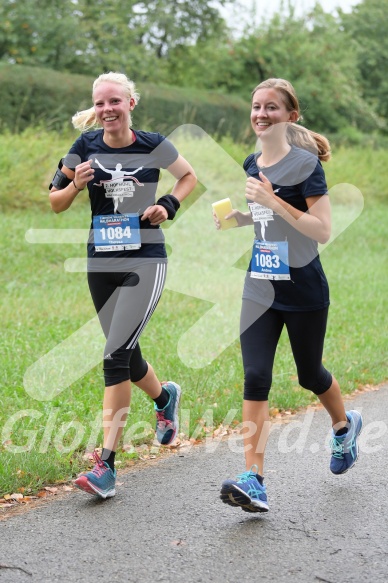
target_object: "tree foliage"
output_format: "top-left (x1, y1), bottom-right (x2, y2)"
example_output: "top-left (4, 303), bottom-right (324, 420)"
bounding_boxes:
top-left (0, 0), bottom-right (386, 136)
top-left (0, 0), bottom-right (229, 75)
top-left (340, 0), bottom-right (388, 122)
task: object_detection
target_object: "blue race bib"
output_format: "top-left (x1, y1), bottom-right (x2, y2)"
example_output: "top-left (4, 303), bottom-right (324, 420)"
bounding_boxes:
top-left (93, 214), bottom-right (141, 252)
top-left (250, 240), bottom-right (290, 280)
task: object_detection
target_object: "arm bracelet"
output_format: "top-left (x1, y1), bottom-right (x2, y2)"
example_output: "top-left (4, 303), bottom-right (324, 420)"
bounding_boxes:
top-left (72, 180), bottom-right (84, 191)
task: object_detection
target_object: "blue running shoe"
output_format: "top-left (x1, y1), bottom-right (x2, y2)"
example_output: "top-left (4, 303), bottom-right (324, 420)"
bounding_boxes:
top-left (220, 465), bottom-right (269, 513)
top-left (330, 410), bottom-right (363, 475)
top-left (74, 451), bottom-right (116, 499)
top-left (155, 381), bottom-right (181, 445)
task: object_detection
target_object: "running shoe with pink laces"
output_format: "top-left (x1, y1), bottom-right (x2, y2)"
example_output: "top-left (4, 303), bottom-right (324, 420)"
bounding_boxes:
top-left (74, 451), bottom-right (116, 499)
top-left (154, 381), bottom-right (181, 445)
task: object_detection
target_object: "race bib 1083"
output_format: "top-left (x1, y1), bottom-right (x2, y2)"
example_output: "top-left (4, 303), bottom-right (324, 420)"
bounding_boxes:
top-left (250, 240), bottom-right (291, 280)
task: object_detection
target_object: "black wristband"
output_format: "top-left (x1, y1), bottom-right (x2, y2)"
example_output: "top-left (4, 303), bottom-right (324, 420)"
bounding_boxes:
top-left (156, 194), bottom-right (181, 220)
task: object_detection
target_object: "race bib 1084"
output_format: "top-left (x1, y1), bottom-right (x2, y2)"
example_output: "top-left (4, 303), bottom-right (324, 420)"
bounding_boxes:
top-left (93, 213), bottom-right (141, 251)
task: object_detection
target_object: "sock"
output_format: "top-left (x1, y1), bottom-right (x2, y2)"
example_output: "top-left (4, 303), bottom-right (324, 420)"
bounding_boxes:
top-left (255, 474), bottom-right (264, 485)
top-left (101, 448), bottom-right (116, 472)
top-left (334, 427), bottom-right (348, 436)
top-left (153, 386), bottom-right (170, 410)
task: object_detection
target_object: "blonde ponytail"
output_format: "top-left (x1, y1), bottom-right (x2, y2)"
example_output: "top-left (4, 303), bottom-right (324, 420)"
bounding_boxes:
top-left (72, 107), bottom-right (98, 132)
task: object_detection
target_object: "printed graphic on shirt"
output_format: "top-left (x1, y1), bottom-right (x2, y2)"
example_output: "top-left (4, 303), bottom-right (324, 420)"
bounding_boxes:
top-left (94, 158), bottom-right (144, 213)
top-left (248, 202), bottom-right (274, 240)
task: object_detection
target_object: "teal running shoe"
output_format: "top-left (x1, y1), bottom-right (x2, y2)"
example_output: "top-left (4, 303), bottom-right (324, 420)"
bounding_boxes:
top-left (154, 381), bottom-right (181, 445)
top-left (330, 410), bottom-right (363, 475)
top-left (220, 465), bottom-right (269, 513)
top-left (74, 451), bottom-right (116, 499)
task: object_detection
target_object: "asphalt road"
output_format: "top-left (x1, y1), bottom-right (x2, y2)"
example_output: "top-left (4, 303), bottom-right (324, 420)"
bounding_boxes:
top-left (1, 385), bottom-right (387, 583)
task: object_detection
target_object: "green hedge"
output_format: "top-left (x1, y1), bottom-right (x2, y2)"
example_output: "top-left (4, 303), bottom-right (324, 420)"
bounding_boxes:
top-left (0, 64), bottom-right (251, 141)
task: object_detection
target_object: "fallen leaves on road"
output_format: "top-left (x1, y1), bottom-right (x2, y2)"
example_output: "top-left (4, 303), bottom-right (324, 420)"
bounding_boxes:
top-left (0, 484), bottom-right (76, 513)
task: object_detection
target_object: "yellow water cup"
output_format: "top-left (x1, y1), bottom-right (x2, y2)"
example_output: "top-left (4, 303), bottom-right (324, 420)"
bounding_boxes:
top-left (212, 198), bottom-right (238, 230)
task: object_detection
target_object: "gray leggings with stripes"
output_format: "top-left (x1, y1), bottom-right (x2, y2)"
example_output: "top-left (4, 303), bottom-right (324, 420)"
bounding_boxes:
top-left (87, 262), bottom-right (167, 386)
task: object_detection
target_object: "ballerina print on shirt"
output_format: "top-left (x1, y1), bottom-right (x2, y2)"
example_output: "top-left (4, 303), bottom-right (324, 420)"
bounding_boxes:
top-left (94, 158), bottom-right (144, 213)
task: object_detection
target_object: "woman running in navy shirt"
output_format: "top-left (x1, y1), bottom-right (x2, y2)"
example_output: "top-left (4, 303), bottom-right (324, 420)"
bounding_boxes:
top-left (215, 78), bottom-right (362, 513)
top-left (49, 72), bottom-right (197, 499)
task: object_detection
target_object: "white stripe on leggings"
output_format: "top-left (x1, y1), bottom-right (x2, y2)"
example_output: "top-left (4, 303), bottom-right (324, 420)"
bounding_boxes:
top-left (125, 262), bottom-right (167, 350)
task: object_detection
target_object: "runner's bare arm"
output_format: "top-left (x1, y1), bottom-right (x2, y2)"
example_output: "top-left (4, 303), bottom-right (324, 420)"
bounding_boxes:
top-left (49, 161), bottom-right (94, 213)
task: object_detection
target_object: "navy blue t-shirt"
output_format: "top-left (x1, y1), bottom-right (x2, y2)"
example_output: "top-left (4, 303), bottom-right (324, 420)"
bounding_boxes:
top-left (64, 129), bottom-right (179, 262)
top-left (242, 146), bottom-right (330, 311)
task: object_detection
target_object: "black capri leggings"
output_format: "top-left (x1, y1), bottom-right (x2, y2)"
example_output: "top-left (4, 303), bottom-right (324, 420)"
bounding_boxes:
top-left (240, 299), bottom-right (332, 401)
top-left (87, 262), bottom-right (167, 386)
